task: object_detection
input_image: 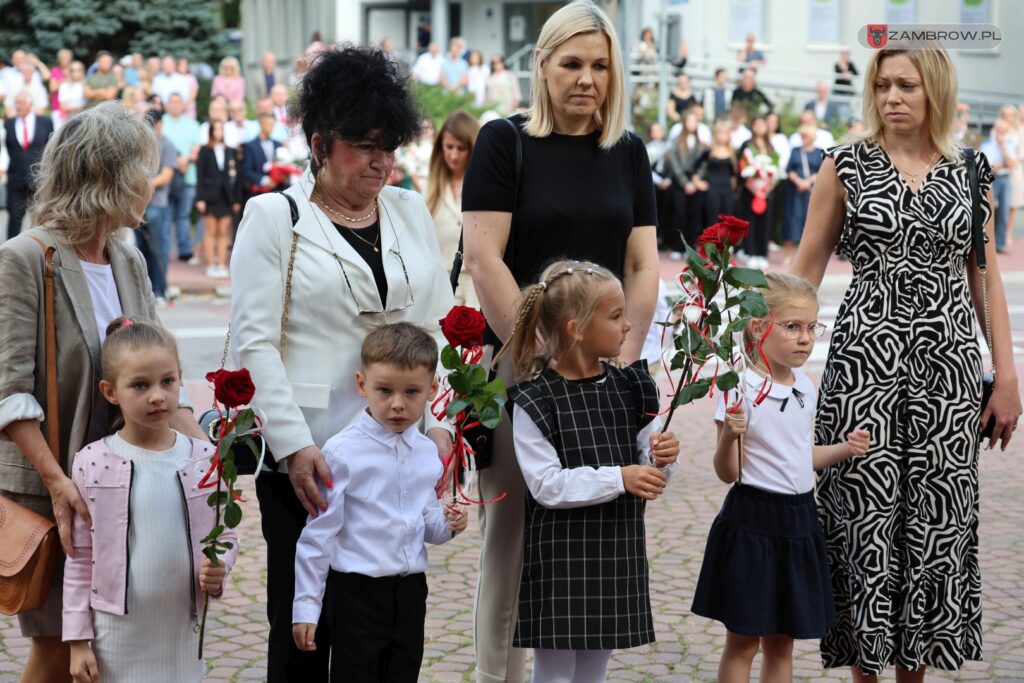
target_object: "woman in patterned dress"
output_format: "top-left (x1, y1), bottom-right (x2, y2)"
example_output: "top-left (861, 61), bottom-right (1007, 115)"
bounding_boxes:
top-left (793, 48), bottom-right (1021, 682)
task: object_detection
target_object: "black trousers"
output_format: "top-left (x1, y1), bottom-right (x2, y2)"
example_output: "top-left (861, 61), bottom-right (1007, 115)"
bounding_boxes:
top-left (668, 185), bottom-right (705, 251)
top-left (703, 182), bottom-right (735, 229)
top-left (6, 186), bottom-right (29, 239)
top-left (256, 471), bottom-right (331, 682)
top-left (739, 190), bottom-right (774, 257)
top-left (326, 570), bottom-right (427, 683)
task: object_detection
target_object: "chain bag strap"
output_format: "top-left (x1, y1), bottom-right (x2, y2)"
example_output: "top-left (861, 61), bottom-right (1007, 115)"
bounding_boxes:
top-left (201, 193), bottom-right (300, 473)
top-left (964, 148), bottom-right (996, 439)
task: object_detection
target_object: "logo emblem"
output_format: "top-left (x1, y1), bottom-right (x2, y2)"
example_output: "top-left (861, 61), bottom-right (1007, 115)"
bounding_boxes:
top-left (867, 24), bottom-right (888, 48)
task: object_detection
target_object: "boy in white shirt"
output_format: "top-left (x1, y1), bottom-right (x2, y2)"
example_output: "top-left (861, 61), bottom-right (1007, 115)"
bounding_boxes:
top-left (292, 322), bottom-right (466, 681)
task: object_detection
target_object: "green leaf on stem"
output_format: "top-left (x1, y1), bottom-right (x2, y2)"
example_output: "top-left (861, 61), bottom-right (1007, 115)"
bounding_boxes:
top-left (723, 314), bottom-right (750, 338)
top-left (202, 546), bottom-right (219, 563)
top-left (221, 458), bottom-right (237, 483)
top-left (207, 491), bottom-right (228, 507)
top-left (467, 364), bottom-right (487, 386)
top-left (441, 345), bottom-right (462, 371)
top-left (448, 370), bottom-right (472, 395)
top-left (737, 290), bottom-right (770, 318)
top-left (705, 301), bottom-right (722, 327)
top-left (233, 409), bottom-right (254, 435)
top-left (478, 404), bottom-right (503, 429)
top-left (224, 501), bottom-right (243, 529)
top-left (482, 378), bottom-right (506, 396)
top-left (684, 245), bottom-right (713, 283)
top-left (201, 524), bottom-right (225, 543)
top-left (674, 378), bottom-right (712, 406)
top-left (674, 328), bottom-right (702, 353)
top-left (445, 398), bottom-right (471, 419)
top-left (724, 267), bottom-right (769, 289)
top-left (716, 371), bottom-right (740, 391)
top-left (217, 433), bottom-right (236, 460)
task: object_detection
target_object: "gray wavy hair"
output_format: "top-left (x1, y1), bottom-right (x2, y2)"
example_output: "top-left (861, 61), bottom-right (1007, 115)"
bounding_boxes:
top-left (31, 102), bottom-right (159, 244)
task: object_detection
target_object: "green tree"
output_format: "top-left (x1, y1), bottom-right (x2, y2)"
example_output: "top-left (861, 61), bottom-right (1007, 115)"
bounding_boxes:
top-left (0, 0), bottom-right (228, 65)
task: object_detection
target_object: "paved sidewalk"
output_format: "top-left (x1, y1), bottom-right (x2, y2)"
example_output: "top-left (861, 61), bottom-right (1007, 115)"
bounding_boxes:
top-left (2, 382), bottom-right (1023, 682)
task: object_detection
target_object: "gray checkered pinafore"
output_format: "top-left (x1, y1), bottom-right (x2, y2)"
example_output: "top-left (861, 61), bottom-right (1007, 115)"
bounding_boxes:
top-left (508, 361), bottom-right (660, 650)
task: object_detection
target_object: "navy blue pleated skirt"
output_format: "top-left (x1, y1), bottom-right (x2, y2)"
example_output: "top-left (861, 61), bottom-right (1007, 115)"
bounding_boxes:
top-left (691, 484), bottom-right (836, 639)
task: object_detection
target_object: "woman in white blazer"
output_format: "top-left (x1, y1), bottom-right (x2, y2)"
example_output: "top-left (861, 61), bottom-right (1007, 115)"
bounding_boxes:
top-left (229, 46), bottom-right (454, 683)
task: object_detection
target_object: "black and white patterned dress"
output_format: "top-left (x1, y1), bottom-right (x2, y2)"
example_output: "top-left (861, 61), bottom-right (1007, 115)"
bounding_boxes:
top-left (508, 361), bottom-right (660, 650)
top-left (815, 143), bottom-right (993, 674)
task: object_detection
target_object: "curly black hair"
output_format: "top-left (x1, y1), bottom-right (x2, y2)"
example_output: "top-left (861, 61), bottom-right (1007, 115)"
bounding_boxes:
top-left (295, 44), bottom-right (421, 172)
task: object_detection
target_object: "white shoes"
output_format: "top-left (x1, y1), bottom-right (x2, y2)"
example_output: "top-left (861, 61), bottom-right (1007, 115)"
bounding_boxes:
top-left (746, 255), bottom-right (770, 269)
top-left (205, 265), bottom-right (230, 279)
top-left (187, 255), bottom-right (203, 267)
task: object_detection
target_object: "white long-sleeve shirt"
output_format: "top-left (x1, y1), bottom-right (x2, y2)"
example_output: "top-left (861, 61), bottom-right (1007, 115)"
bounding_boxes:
top-left (512, 405), bottom-right (677, 509)
top-left (292, 410), bottom-right (454, 625)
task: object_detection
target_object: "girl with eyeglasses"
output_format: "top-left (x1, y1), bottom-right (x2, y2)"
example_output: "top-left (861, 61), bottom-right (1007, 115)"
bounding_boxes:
top-left (691, 272), bottom-right (870, 683)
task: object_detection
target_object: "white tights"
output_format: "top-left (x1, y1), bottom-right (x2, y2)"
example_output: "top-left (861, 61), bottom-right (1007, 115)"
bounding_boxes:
top-left (531, 649), bottom-right (613, 683)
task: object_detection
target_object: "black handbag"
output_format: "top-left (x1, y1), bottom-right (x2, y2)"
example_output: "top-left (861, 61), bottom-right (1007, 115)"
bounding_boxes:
top-left (199, 192), bottom-right (300, 474)
top-left (448, 118), bottom-right (523, 469)
top-left (964, 148), bottom-right (996, 439)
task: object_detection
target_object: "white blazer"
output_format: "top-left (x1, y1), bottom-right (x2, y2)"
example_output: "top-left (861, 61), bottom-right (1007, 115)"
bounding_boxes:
top-left (230, 171), bottom-right (455, 460)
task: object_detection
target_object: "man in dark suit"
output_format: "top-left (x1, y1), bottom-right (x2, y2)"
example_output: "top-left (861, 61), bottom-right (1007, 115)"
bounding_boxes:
top-left (241, 112), bottom-right (283, 203)
top-left (4, 90), bottom-right (54, 239)
top-left (804, 81), bottom-right (843, 127)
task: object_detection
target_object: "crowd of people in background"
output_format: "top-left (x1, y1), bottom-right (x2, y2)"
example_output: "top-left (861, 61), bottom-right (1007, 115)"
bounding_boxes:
top-left (1, 28), bottom-right (1022, 303)
top-left (627, 30), bottom-right (1024, 268)
top-left (0, 45), bottom-right (306, 305)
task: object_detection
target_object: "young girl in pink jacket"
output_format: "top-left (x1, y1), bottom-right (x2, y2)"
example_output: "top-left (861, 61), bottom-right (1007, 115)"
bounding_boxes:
top-left (63, 318), bottom-right (238, 683)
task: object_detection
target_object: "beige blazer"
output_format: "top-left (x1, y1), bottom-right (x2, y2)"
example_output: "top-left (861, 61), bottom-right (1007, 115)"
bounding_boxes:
top-left (431, 183), bottom-right (478, 309)
top-left (0, 228), bottom-right (157, 496)
top-left (230, 172), bottom-right (455, 460)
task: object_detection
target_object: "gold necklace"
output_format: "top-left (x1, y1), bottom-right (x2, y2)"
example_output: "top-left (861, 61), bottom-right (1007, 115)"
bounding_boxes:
top-left (312, 191), bottom-right (378, 223)
top-left (341, 223), bottom-right (380, 253)
top-left (884, 146), bottom-right (938, 185)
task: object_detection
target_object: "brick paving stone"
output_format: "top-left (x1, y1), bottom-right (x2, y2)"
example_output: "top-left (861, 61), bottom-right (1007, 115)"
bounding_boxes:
top-left (3, 283), bottom-right (1024, 682)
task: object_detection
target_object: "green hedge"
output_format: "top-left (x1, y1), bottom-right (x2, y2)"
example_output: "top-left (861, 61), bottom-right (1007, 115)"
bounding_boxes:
top-left (411, 83), bottom-right (488, 127)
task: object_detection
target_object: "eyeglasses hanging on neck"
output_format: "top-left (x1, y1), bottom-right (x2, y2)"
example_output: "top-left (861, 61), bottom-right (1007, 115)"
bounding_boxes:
top-left (306, 189), bottom-right (416, 316)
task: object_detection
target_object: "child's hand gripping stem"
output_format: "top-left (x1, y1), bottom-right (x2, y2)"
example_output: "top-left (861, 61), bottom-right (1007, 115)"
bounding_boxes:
top-left (650, 431), bottom-right (680, 468)
top-left (445, 503), bottom-right (468, 535)
top-left (621, 465), bottom-right (667, 501)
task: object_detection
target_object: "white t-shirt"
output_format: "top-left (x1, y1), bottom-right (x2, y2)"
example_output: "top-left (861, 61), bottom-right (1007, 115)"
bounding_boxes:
top-left (714, 368), bottom-right (816, 495)
top-left (788, 128), bottom-right (835, 151)
top-left (411, 52), bottom-right (443, 86)
top-left (81, 261), bottom-right (123, 343)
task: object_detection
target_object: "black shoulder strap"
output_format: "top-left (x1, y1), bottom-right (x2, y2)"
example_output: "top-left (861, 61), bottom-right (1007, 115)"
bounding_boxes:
top-left (282, 192), bottom-right (300, 226)
top-left (964, 147), bottom-right (986, 271)
top-left (450, 117), bottom-right (522, 293)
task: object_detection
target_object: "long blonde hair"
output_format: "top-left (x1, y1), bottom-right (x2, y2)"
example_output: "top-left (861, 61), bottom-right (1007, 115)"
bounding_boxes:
top-left (856, 48), bottom-right (959, 162)
top-left (426, 111), bottom-right (480, 215)
top-left (524, 0), bottom-right (626, 150)
top-left (497, 259), bottom-right (620, 380)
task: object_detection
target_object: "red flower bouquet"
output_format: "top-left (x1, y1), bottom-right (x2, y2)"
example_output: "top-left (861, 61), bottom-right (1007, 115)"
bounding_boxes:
top-left (432, 307), bottom-right (506, 506)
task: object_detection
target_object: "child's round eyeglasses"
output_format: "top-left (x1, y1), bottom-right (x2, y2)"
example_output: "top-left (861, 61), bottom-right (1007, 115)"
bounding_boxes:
top-left (776, 321), bottom-right (827, 339)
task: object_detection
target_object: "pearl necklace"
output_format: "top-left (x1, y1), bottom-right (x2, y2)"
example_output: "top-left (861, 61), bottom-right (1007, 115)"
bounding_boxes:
top-left (312, 191), bottom-right (378, 223)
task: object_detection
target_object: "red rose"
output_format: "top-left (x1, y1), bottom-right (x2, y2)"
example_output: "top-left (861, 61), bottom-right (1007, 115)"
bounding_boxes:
top-left (439, 306), bottom-right (487, 349)
top-left (716, 214), bottom-right (750, 245)
top-left (696, 225), bottom-right (725, 259)
top-left (205, 368), bottom-right (256, 409)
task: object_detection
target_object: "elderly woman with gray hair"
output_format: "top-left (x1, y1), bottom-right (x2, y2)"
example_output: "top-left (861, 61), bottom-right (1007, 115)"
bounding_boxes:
top-left (0, 101), bottom-right (204, 683)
